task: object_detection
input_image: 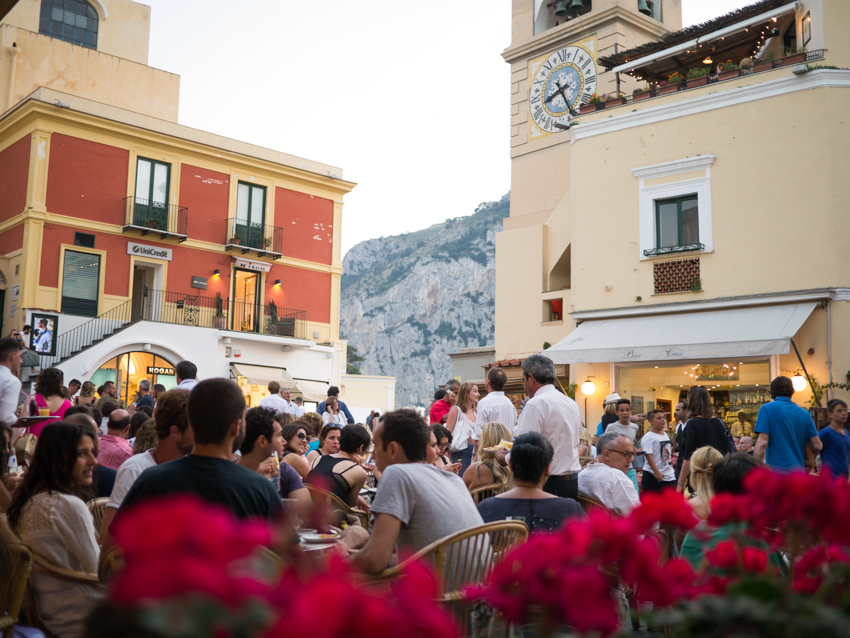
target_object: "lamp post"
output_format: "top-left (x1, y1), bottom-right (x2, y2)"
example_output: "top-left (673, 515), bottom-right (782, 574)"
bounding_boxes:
top-left (581, 379), bottom-right (596, 428)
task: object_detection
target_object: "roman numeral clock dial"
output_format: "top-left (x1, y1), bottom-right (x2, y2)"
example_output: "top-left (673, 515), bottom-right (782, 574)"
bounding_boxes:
top-left (529, 44), bottom-right (598, 138)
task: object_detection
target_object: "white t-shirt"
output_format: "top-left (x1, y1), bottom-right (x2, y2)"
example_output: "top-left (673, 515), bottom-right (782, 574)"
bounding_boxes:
top-left (473, 391), bottom-right (518, 440)
top-left (578, 463), bottom-right (640, 516)
top-left (106, 450), bottom-right (158, 510)
top-left (641, 431), bottom-right (675, 482)
top-left (323, 412), bottom-right (346, 426)
top-left (259, 394), bottom-right (289, 414)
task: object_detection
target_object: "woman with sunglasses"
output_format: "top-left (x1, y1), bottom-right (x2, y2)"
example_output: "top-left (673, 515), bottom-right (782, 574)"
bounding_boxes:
top-left (7, 421), bottom-right (103, 637)
top-left (280, 421), bottom-right (312, 479)
top-left (427, 424), bottom-right (461, 474)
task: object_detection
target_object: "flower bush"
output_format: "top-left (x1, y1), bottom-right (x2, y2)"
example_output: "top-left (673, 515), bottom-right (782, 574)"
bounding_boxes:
top-left (93, 495), bottom-right (458, 638)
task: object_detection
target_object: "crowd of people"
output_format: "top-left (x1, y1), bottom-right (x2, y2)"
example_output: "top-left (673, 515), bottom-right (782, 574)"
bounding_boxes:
top-left (1, 334), bottom-right (847, 638)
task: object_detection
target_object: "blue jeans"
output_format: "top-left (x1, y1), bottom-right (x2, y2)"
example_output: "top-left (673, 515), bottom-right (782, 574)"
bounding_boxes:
top-left (451, 447), bottom-right (474, 477)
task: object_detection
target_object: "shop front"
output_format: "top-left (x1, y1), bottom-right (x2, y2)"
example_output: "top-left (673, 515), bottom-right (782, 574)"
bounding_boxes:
top-left (230, 363), bottom-right (327, 412)
top-left (91, 351), bottom-right (178, 406)
top-left (545, 302), bottom-right (819, 429)
top-left (483, 359), bottom-right (571, 418)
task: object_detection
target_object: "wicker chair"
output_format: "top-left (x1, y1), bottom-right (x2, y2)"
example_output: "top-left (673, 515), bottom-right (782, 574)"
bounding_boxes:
top-left (469, 482), bottom-right (508, 504)
top-left (97, 544), bottom-right (125, 584)
top-left (576, 494), bottom-right (615, 515)
top-left (367, 520), bottom-right (529, 635)
top-left (86, 497), bottom-right (109, 536)
top-left (0, 543), bottom-right (32, 638)
top-left (304, 483), bottom-right (369, 529)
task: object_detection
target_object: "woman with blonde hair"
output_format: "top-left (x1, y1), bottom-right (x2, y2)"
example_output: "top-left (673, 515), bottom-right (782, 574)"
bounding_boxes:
top-left (463, 421), bottom-right (513, 491)
top-left (687, 445), bottom-right (723, 520)
top-left (445, 381), bottom-right (479, 475)
top-left (74, 381), bottom-right (96, 406)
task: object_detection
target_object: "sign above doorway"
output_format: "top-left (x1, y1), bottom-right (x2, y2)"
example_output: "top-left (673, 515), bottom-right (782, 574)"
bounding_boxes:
top-left (233, 258), bottom-right (271, 273)
top-left (127, 242), bottom-right (172, 261)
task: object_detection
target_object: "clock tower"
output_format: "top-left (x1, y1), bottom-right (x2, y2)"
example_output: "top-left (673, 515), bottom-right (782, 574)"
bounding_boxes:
top-left (494, 0), bottom-right (682, 361)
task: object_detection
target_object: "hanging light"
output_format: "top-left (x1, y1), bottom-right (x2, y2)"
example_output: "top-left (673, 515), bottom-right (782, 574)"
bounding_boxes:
top-left (703, 55), bottom-right (713, 64)
top-left (791, 374), bottom-right (808, 392)
top-left (581, 379), bottom-right (596, 395)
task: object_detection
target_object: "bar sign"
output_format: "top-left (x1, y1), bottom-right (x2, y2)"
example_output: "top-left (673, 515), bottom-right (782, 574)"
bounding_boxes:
top-left (191, 276), bottom-right (208, 290)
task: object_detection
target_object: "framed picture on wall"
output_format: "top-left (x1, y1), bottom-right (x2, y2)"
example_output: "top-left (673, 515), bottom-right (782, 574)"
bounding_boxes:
top-left (30, 313), bottom-right (58, 357)
top-left (802, 12), bottom-right (811, 47)
top-left (631, 395), bottom-right (645, 416)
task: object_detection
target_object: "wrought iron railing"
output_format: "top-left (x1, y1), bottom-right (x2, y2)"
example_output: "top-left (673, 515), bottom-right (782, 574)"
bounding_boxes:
top-left (643, 243), bottom-right (705, 257)
top-left (38, 299), bottom-right (134, 368)
top-left (224, 218), bottom-right (284, 257)
top-left (123, 196), bottom-right (188, 239)
top-left (231, 299), bottom-right (306, 337)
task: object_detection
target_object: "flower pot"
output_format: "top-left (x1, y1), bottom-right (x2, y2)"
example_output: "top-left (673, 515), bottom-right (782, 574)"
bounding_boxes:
top-left (780, 52), bottom-right (807, 66)
top-left (579, 103), bottom-right (603, 114)
top-left (632, 91), bottom-right (651, 102)
top-left (753, 60), bottom-right (775, 73)
top-left (658, 83), bottom-right (681, 95)
top-left (686, 76), bottom-right (710, 88)
top-left (229, 237), bottom-right (241, 245)
top-left (212, 316), bottom-right (227, 329)
top-left (718, 68), bottom-right (741, 81)
top-left (604, 97), bottom-right (626, 107)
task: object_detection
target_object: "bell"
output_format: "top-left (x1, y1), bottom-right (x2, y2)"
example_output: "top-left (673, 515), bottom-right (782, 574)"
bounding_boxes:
top-left (555, 0), bottom-right (568, 16)
top-left (638, 0), bottom-right (652, 16)
top-left (570, 0), bottom-right (585, 13)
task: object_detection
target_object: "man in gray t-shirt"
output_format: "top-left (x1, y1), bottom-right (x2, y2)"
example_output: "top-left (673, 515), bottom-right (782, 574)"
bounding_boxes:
top-left (353, 410), bottom-right (484, 575)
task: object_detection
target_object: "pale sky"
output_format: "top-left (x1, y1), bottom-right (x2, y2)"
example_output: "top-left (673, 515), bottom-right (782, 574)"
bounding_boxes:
top-left (143, 1), bottom-right (751, 257)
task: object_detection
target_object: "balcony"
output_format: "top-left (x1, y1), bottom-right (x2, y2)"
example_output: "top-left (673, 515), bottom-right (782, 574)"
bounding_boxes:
top-left (123, 197), bottom-right (188, 241)
top-left (224, 218), bottom-right (284, 259)
top-left (137, 289), bottom-right (307, 339)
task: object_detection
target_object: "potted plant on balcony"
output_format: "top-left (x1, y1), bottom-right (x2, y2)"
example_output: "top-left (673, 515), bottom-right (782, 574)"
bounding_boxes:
top-left (604, 92), bottom-right (626, 107)
top-left (632, 85), bottom-right (651, 102)
top-left (256, 237), bottom-right (272, 250)
top-left (145, 219), bottom-right (159, 230)
top-left (685, 66), bottom-right (711, 88)
top-left (718, 60), bottom-right (740, 81)
top-left (266, 300), bottom-right (279, 335)
top-left (753, 50), bottom-right (776, 72)
top-left (228, 234), bottom-right (242, 245)
top-left (780, 46), bottom-right (807, 66)
top-left (578, 93), bottom-right (604, 114)
top-left (212, 292), bottom-right (227, 329)
top-left (658, 72), bottom-right (684, 95)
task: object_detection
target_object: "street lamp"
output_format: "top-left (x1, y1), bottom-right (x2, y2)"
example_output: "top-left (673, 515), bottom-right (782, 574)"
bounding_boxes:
top-left (580, 378), bottom-right (596, 427)
top-left (791, 374), bottom-right (807, 392)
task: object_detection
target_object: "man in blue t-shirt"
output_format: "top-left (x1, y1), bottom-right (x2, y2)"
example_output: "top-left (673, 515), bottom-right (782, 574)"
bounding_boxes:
top-left (754, 376), bottom-right (822, 471)
top-left (818, 399), bottom-right (850, 479)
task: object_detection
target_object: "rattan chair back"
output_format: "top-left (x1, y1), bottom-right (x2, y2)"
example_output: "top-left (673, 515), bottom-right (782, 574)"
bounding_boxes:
top-left (0, 543), bottom-right (32, 638)
top-left (304, 483), bottom-right (369, 529)
top-left (86, 497), bottom-right (109, 536)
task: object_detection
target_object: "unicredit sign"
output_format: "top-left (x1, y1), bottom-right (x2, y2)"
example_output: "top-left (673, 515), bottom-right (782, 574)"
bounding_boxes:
top-left (126, 242), bottom-right (173, 261)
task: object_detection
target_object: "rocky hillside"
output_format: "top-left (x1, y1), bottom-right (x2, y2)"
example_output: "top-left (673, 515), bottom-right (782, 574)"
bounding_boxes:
top-left (340, 193), bottom-right (510, 407)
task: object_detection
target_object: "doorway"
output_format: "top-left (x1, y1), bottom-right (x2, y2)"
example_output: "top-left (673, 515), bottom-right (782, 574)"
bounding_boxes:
top-left (232, 269), bottom-right (261, 332)
top-left (131, 262), bottom-right (163, 321)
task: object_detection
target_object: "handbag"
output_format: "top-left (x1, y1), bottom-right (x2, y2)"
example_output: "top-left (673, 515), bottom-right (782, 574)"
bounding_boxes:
top-left (14, 432), bottom-right (37, 464)
top-left (450, 409), bottom-right (472, 452)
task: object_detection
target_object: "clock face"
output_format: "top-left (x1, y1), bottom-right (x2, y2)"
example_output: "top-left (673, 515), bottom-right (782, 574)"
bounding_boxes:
top-left (529, 45), bottom-right (598, 134)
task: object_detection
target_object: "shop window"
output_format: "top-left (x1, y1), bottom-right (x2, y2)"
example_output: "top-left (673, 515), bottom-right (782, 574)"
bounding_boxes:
top-left (93, 352), bottom-right (177, 406)
top-left (61, 250), bottom-right (100, 317)
top-left (39, 0), bottom-right (98, 50)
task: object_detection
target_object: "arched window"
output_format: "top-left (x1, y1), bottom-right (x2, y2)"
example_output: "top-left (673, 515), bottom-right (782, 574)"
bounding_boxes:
top-left (39, 0), bottom-right (98, 50)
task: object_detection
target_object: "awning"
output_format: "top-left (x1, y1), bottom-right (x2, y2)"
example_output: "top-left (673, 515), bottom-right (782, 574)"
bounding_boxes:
top-left (545, 303), bottom-right (816, 364)
top-left (293, 379), bottom-right (328, 403)
top-left (230, 363), bottom-right (295, 387)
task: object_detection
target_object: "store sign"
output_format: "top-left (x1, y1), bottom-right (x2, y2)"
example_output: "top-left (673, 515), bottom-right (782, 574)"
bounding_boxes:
top-left (191, 276), bottom-right (208, 290)
top-left (147, 366), bottom-right (175, 376)
top-left (127, 242), bottom-right (172, 261)
top-left (233, 258), bottom-right (271, 273)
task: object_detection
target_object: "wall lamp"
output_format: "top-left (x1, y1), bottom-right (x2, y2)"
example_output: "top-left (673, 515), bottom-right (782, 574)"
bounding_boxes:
top-left (274, 279), bottom-right (281, 288)
top-left (213, 269), bottom-right (221, 278)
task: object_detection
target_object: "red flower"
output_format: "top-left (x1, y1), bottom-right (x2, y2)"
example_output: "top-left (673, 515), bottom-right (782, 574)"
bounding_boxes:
top-left (629, 491), bottom-right (698, 534)
top-left (705, 541), bottom-right (738, 569)
top-left (741, 547), bottom-right (768, 573)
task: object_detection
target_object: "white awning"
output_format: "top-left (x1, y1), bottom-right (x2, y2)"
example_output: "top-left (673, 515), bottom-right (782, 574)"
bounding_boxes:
top-left (545, 303), bottom-right (816, 364)
top-left (230, 363), bottom-right (295, 387)
top-left (293, 379), bottom-right (328, 403)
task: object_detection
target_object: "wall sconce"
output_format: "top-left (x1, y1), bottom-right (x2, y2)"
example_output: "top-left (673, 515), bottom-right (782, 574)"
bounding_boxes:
top-left (581, 379), bottom-right (596, 395)
top-left (213, 269), bottom-right (221, 278)
top-left (791, 374), bottom-right (808, 392)
top-left (274, 279), bottom-right (281, 288)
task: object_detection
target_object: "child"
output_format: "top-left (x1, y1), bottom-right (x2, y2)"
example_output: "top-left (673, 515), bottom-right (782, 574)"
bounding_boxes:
top-left (818, 399), bottom-right (850, 479)
top-left (641, 410), bottom-right (677, 493)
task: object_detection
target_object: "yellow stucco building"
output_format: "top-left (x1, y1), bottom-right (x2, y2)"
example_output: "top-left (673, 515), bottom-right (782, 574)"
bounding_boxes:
top-left (495, 0), bottom-right (850, 428)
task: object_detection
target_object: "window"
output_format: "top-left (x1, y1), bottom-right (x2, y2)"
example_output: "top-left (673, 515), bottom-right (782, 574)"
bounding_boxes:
top-left (235, 183), bottom-right (266, 248)
top-left (633, 155), bottom-right (715, 261)
top-left (39, 0), bottom-right (98, 50)
top-left (74, 232), bottom-right (95, 248)
top-left (133, 158), bottom-right (170, 230)
top-left (655, 195), bottom-right (699, 250)
top-left (61, 250), bottom-right (100, 317)
top-left (544, 299), bottom-right (563, 322)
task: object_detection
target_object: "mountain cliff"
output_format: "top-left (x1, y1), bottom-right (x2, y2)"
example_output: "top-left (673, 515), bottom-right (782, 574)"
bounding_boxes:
top-left (340, 193), bottom-right (510, 407)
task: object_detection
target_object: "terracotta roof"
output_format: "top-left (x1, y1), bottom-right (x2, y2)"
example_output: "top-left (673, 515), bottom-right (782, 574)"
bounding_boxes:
top-left (598, 0), bottom-right (795, 71)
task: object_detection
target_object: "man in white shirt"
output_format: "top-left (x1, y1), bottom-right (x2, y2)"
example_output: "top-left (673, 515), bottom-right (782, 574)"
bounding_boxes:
top-left (515, 354), bottom-right (582, 499)
top-left (292, 396), bottom-right (306, 418)
top-left (578, 432), bottom-right (640, 516)
top-left (175, 360), bottom-right (198, 391)
top-left (0, 338), bottom-right (23, 432)
top-left (101, 389), bottom-right (194, 547)
top-left (474, 367), bottom-right (518, 441)
top-left (259, 381), bottom-right (289, 414)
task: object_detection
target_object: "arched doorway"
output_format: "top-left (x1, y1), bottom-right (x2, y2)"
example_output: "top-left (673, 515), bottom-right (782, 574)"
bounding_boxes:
top-left (91, 351), bottom-right (177, 406)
